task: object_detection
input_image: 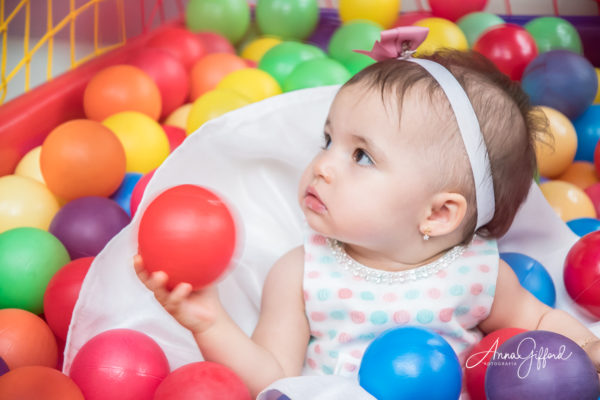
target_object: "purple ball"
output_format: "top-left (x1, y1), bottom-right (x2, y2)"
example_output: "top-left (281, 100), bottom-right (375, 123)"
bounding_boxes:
top-left (49, 196), bottom-right (130, 259)
top-left (0, 357), bottom-right (8, 376)
top-left (485, 330), bottom-right (600, 399)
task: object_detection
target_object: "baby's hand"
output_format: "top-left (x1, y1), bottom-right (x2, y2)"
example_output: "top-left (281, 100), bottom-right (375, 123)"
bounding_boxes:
top-left (134, 254), bottom-right (223, 334)
top-left (581, 338), bottom-right (600, 375)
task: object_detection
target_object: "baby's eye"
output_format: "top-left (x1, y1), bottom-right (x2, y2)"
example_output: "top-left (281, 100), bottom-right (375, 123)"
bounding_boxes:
top-left (322, 133), bottom-right (332, 150)
top-left (354, 149), bottom-right (374, 166)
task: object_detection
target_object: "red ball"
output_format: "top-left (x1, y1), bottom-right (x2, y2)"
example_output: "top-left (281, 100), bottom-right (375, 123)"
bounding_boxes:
top-left (428, 0), bottom-right (487, 21)
top-left (393, 11), bottom-right (433, 27)
top-left (130, 169), bottom-right (156, 218)
top-left (464, 327), bottom-right (527, 400)
top-left (154, 361), bottom-right (251, 400)
top-left (43, 257), bottom-right (94, 342)
top-left (128, 48), bottom-right (190, 119)
top-left (584, 183), bottom-right (600, 217)
top-left (137, 185), bottom-right (236, 289)
top-left (564, 231), bottom-right (600, 318)
top-left (0, 366), bottom-right (84, 400)
top-left (69, 329), bottom-right (169, 400)
top-left (162, 125), bottom-right (187, 153)
top-left (147, 27), bottom-right (206, 71)
top-left (473, 24), bottom-right (538, 81)
top-left (197, 32), bottom-right (236, 54)
top-left (594, 141), bottom-right (600, 177)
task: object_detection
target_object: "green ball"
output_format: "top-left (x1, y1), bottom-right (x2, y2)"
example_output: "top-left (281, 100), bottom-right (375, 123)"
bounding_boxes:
top-left (0, 227), bottom-right (70, 314)
top-left (283, 58), bottom-right (351, 92)
top-left (185, 0), bottom-right (250, 44)
top-left (525, 16), bottom-right (583, 54)
top-left (343, 56), bottom-right (376, 76)
top-left (259, 42), bottom-right (326, 87)
top-left (256, 0), bottom-right (319, 40)
top-left (457, 12), bottom-right (505, 48)
top-left (328, 21), bottom-right (382, 71)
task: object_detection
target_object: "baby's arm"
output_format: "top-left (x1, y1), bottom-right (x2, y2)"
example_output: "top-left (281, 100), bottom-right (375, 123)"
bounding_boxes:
top-left (478, 260), bottom-right (600, 369)
top-left (135, 246), bottom-right (310, 396)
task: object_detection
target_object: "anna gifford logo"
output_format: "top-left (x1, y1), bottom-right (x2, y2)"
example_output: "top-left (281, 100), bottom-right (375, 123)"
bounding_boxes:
top-left (465, 335), bottom-right (572, 379)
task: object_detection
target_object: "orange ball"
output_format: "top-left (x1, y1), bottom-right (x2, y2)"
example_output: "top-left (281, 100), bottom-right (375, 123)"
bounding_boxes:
top-left (540, 180), bottom-right (597, 221)
top-left (534, 106), bottom-right (577, 178)
top-left (41, 120), bottom-right (126, 201)
top-left (556, 161), bottom-right (599, 190)
top-left (0, 366), bottom-right (84, 400)
top-left (83, 65), bottom-right (162, 121)
top-left (0, 309), bottom-right (58, 369)
top-left (189, 53), bottom-right (248, 101)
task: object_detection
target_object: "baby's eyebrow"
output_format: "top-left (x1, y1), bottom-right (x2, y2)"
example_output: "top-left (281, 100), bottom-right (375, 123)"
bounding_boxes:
top-left (351, 134), bottom-right (382, 157)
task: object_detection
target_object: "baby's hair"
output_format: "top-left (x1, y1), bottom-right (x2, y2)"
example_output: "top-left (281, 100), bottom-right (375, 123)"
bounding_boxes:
top-left (343, 50), bottom-right (546, 240)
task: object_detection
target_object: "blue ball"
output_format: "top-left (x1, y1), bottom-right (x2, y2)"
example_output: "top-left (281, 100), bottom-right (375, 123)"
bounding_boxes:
top-left (110, 172), bottom-right (143, 216)
top-left (500, 252), bottom-right (556, 307)
top-left (567, 217), bottom-right (600, 237)
top-left (521, 50), bottom-right (597, 120)
top-left (359, 326), bottom-right (462, 400)
top-left (573, 104), bottom-right (600, 162)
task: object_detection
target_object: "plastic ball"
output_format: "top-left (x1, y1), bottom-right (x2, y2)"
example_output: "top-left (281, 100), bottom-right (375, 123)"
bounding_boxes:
top-left (522, 51), bottom-right (597, 120)
top-left (358, 326), bottom-right (462, 400)
top-left (556, 161), bottom-right (598, 189)
top-left (0, 228), bottom-right (69, 313)
top-left (0, 366), bottom-right (84, 400)
top-left (189, 53), bottom-right (248, 100)
top-left (164, 103), bottom-right (193, 129)
top-left (240, 36), bottom-right (282, 62)
top-left (585, 182), bottom-right (600, 217)
top-left (392, 11), bottom-right (433, 27)
top-left (0, 357), bottom-right (8, 376)
top-left (577, 104), bottom-right (600, 162)
top-left (40, 119), bottom-right (126, 201)
top-left (128, 48), bottom-right (189, 119)
top-left (540, 180), bottom-right (596, 221)
top-left (138, 185), bottom-right (237, 289)
top-left (414, 18), bottom-right (469, 55)
top-left (595, 68), bottom-right (600, 104)
top-left (258, 41), bottom-right (326, 87)
top-left (110, 173), bottom-right (143, 216)
top-left (162, 125), bottom-right (187, 153)
top-left (283, 58), bottom-right (351, 92)
top-left (83, 65), bottom-right (161, 121)
top-left (130, 170), bottom-right (155, 218)
top-left (524, 16), bottom-right (582, 54)
top-left (567, 217), bottom-right (600, 237)
top-left (186, 89), bottom-right (251, 134)
top-left (256, 0), bottom-right (319, 40)
top-left (473, 24), bottom-right (537, 81)
top-left (339, 0), bottom-right (401, 29)
top-left (0, 309), bottom-right (58, 369)
top-left (328, 21), bottom-right (382, 73)
top-left (196, 31), bottom-right (236, 54)
top-left (500, 252), bottom-right (556, 307)
top-left (154, 362), bottom-right (251, 400)
top-left (146, 27), bottom-right (206, 71)
top-left (102, 111), bottom-right (170, 173)
top-left (533, 106), bottom-right (577, 178)
top-left (464, 327), bottom-right (527, 400)
top-left (428, 0), bottom-right (487, 22)
top-left (564, 231), bottom-right (600, 318)
top-left (14, 146), bottom-right (44, 183)
top-left (49, 197), bottom-right (130, 259)
top-left (216, 68), bottom-right (281, 103)
top-left (43, 257), bottom-right (93, 341)
top-left (457, 12), bottom-right (505, 48)
top-left (0, 175), bottom-right (60, 233)
top-left (69, 329), bottom-right (169, 400)
top-left (485, 331), bottom-right (600, 399)
top-left (185, 0), bottom-right (250, 44)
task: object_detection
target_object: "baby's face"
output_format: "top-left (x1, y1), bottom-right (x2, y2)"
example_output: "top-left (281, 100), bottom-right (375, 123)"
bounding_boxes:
top-left (298, 84), bottom-right (440, 249)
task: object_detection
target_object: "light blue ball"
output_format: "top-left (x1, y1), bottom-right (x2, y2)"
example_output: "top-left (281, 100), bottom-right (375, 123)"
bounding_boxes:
top-left (500, 252), bottom-right (556, 307)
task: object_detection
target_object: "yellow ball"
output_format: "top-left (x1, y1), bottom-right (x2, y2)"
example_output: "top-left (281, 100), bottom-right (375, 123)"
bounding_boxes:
top-left (0, 175), bottom-right (60, 233)
top-left (594, 68), bottom-right (600, 105)
top-left (241, 37), bottom-right (283, 62)
top-left (164, 103), bottom-right (193, 130)
top-left (102, 111), bottom-right (170, 173)
top-left (14, 146), bottom-right (44, 184)
top-left (339, 0), bottom-right (401, 29)
top-left (414, 18), bottom-right (468, 55)
top-left (186, 89), bottom-right (251, 134)
top-left (534, 106), bottom-right (577, 179)
top-left (216, 68), bottom-right (282, 103)
top-left (540, 180), bottom-right (596, 222)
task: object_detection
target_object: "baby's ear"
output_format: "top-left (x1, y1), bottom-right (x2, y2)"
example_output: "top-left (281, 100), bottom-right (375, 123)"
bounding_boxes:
top-left (421, 192), bottom-right (468, 237)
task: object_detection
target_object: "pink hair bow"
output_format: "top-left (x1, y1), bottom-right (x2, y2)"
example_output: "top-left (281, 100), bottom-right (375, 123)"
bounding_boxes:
top-left (355, 26), bottom-right (429, 61)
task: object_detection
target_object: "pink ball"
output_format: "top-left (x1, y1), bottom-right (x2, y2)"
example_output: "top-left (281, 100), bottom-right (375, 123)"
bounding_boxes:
top-left (130, 169), bottom-right (156, 218)
top-left (69, 329), bottom-right (169, 400)
top-left (162, 125), bottom-right (187, 153)
top-left (197, 32), bottom-right (236, 54)
top-left (393, 11), bottom-right (433, 27)
top-left (428, 0), bottom-right (487, 21)
top-left (154, 361), bottom-right (251, 400)
top-left (128, 48), bottom-right (190, 119)
top-left (147, 27), bottom-right (206, 71)
top-left (584, 183), bottom-right (600, 217)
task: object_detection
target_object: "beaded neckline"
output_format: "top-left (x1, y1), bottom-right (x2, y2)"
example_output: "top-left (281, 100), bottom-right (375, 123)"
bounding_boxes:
top-left (327, 239), bottom-right (467, 285)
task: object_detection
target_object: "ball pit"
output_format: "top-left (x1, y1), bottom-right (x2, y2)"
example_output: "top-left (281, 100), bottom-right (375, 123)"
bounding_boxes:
top-left (164, 103), bottom-right (193, 129)
top-left (283, 58), bottom-right (351, 92)
top-left (216, 68), bottom-right (282, 103)
top-left (540, 180), bottom-right (596, 221)
top-left (457, 12), bottom-right (505, 48)
top-left (576, 104), bottom-right (600, 162)
top-left (130, 169), bottom-right (156, 218)
top-left (0, 366), bottom-right (84, 400)
top-left (240, 36), bottom-right (282, 63)
top-left (328, 21), bottom-right (382, 72)
top-left (567, 217), bottom-right (600, 237)
top-left (500, 252), bottom-right (556, 307)
top-left (186, 89), bottom-right (251, 134)
top-left (146, 27), bottom-right (206, 71)
top-left (338, 0), bottom-right (400, 29)
top-left (14, 145), bottom-right (44, 183)
top-left (196, 32), bottom-right (236, 54)
top-left (428, 0), bottom-right (488, 22)
top-left (556, 161), bottom-right (598, 189)
top-left (256, 0), bottom-right (319, 40)
top-left (414, 17), bottom-right (469, 55)
top-left (259, 41), bottom-right (326, 87)
top-left (162, 125), bottom-right (187, 153)
top-left (564, 230), bottom-right (600, 317)
top-left (185, 0), bottom-right (250, 44)
top-left (524, 16), bottom-right (583, 54)
top-left (0, 357), bottom-right (8, 376)
top-left (533, 106), bottom-right (577, 179)
top-left (189, 53), bottom-right (248, 100)
top-left (584, 182), bottom-right (600, 216)
top-left (110, 172), bottom-right (143, 216)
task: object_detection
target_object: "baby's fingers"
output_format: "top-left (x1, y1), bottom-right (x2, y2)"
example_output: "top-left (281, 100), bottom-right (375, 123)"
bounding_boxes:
top-left (145, 271), bottom-right (170, 303)
top-left (163, 282), bottom-right (193, 313)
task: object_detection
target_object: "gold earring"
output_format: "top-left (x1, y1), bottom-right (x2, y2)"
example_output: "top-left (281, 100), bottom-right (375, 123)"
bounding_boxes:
top-left (422, 227), bottom-right (431, 241)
